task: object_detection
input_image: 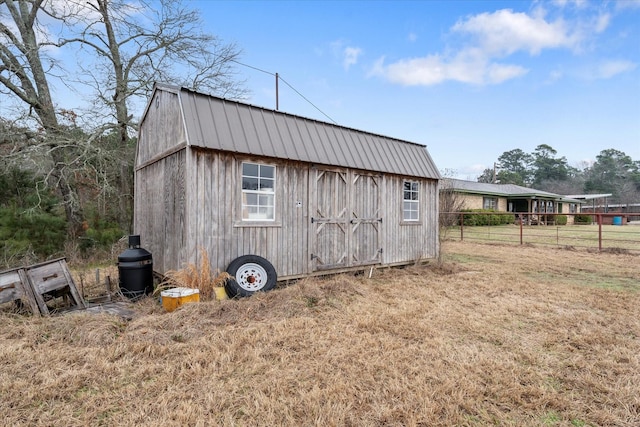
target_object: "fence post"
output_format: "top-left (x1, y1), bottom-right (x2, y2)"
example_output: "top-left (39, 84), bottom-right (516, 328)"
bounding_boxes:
top-left (520, 215), bottom-right (523, 245)
top-left (598, 214), bottom-right (602, 251)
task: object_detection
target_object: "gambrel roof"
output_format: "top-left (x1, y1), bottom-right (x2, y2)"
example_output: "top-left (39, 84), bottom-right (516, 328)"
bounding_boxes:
top-left (146, 83), bottom-right (441, 180)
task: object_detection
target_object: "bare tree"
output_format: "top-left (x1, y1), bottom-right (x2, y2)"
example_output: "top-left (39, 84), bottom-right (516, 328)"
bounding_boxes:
top-left (46, 0), bottom-right (246, 231)
top-left (1, 0), bottom-right (246, 237)
top-left (439, 178), bottom-right (465, 229)
top-left (0, 0), bottom-right (85, 235)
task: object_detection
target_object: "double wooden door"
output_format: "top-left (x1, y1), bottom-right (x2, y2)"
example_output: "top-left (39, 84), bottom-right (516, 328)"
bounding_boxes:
top-left (311, 168), bottom-right (382, 271)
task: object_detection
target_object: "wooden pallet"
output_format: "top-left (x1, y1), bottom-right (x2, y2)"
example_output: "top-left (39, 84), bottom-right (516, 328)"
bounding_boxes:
top-left (0, 258), bottom-right (86, 316)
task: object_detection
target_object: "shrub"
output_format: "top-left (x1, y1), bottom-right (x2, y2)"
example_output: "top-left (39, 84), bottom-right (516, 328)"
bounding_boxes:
top-left (555, 215), bottom-right (567, 225)
top-left (460, 209), bottom-right (515, 226)
top-left (0, 206), bottom-right (67, 260)
top-left (574, 214), bottom-right (592, 224)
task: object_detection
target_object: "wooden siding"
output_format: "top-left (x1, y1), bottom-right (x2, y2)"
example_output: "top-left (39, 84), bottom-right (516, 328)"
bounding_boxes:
top-left (134, 149), bottom-right (186, 273)
top-left (383, 176), bottom-right (439, 264)
top-left (137, 89), bottom-right (186, 166)
top-left (183, 149), bottom-right (310, 278)
top-left (176, 150), bottom-right (438, 278)
top-left (136, 146), bottom-right (441, 279)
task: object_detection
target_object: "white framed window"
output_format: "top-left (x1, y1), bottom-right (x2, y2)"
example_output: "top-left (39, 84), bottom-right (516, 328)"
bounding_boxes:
top-left (242, 162), bottom-right (275, 221)
top-left (483, 197), bottom-right (497, 210)
top-left (403, 181), bottom-right (419, 221)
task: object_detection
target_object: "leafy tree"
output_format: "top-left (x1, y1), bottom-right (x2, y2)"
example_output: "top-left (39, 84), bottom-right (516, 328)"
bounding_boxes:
top-left (476, 168), bottom-right (495, 183)
top-left (496, 149), bottom-right (533, 185)
top-left (531, 144), bottom-right (569, 187)
top-left (0, 166), bottom-right (67, 267)
top-left (584, 149), bottom-right (640, 204)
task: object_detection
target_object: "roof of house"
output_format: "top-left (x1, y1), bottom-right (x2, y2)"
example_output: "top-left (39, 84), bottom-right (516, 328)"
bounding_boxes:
top-left (564, 193), bottom-right (613, 200)
top-left (149, 83), bottom-right (441, 180)
top-left (443, 179), bottom-right (583, 203)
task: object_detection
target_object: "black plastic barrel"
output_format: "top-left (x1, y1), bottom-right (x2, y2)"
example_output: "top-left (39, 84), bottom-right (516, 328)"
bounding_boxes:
top-left (118, 235), bottom-right (153, 299)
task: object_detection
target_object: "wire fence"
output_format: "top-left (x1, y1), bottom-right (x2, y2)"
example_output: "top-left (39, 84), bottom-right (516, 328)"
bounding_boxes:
top-left (440, 212), bottom-right (640, 254)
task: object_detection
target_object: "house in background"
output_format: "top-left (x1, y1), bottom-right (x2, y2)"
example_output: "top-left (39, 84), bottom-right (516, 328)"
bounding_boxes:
top-left (441, 179), bottom-right (583, 223)
top-left (134, 84), bottom-right (441, 293)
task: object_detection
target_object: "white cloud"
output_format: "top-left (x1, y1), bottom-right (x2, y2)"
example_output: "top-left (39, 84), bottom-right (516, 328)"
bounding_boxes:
top-left (371, 6), bottom-right (630, 87)
top-left (371, 49), bottom-right (528, 86)
top-left (545, 69), bottom-right (564, 84)
top-left (486, 62), bottom-right (530, 84)
top-left (552, 0), bottom-right (588, 9)
top-left (452, 9), bottom-right (580, 56)
top-left (594, 13), bottom-right (611, 33)
top-left (330, 40), bottom-right (363, 71)
top-left (343, 46), bottom-right (363, 71)
top-left (615, 0), bottom-right (640, 10)
top-left (594, 60), bottom-right (637, 79)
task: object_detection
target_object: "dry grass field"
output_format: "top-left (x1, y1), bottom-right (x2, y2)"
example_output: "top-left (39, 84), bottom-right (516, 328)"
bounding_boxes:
top-left (1, 241), bottom-right (639, 426)
top-left (446, 223), bottom-right (640, 253)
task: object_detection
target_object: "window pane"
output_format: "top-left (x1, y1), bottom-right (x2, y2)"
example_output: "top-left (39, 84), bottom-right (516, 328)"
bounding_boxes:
top-left (258, 194), bottom-right (273, 206)
top-left (245, 193), bottom-right (257, 205)
top-left (260, 165), bottom-right (275, 179)
top-left (411, 182), bottom-right (418, 192)
top-left (243, 177), bottom-right (258, 190)
top-left (404, 191), bottom-right (411, 200)
top-left (243, 163), bottom-right (259, 177)
top-left (259, 178), bottom-right (274, 191)
top-left (404, 181), bottom-right (411, 191)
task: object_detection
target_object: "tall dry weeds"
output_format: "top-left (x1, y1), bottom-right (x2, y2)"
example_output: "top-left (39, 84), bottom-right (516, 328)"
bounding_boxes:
top-left (158, 249), bottom-right (230, 300)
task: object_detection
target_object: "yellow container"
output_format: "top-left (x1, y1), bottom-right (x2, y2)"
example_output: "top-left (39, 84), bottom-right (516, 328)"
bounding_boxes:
top-left (161, 287), bottom-right (200, 312)
top-left (214, 286), bottom-right (228, 300)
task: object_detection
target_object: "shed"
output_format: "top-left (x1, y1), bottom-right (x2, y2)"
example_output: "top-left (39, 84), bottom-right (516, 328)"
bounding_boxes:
top-left (134, 83), bottom-right (440, 293)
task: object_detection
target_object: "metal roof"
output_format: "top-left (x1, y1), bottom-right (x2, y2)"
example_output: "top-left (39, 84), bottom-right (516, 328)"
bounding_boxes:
top-left (444, 179), bottom-right (583, 203)
top-left (154, 84), bottom-right (440, 180)
top-left (564, 194), bottom-right (613, 200)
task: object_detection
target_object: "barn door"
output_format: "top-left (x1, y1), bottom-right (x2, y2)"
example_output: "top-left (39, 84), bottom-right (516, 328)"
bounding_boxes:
top-left (351, 173), bottom-right (381, 266)
top-left (311, 169), bottom-right (348, 271)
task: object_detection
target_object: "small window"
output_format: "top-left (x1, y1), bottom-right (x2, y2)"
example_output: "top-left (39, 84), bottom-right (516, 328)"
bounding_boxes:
top-left (483, 197), bottom-right (497, 210)
top-left (242, 162), bottom-right (275, 221)
top-left (403, 181), bottom-right (419, 221)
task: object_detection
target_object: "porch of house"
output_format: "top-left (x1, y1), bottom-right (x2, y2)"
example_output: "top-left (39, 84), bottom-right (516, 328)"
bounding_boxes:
top-left (508, 198), bottom-right (563, 225)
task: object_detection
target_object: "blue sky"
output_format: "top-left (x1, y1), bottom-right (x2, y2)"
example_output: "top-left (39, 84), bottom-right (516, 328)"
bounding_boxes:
top-left (194, 0), bottom-right (640, 179)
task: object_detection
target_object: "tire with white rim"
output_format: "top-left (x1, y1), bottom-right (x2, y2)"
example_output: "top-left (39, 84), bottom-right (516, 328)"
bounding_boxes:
top-left (224, 255), bottom-right (277, 298)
